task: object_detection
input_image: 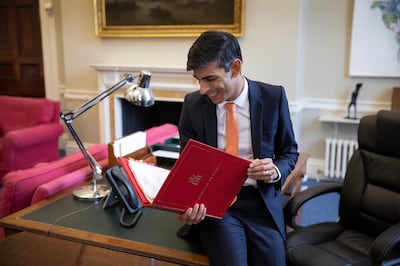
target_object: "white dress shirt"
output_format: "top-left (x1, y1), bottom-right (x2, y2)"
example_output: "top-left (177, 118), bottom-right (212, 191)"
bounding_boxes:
top-left (216, 77), bottom-right (257, 186)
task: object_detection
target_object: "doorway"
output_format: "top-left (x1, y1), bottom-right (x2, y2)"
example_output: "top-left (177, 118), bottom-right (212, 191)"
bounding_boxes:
top-left (0, 0), bottom-right (45, 98)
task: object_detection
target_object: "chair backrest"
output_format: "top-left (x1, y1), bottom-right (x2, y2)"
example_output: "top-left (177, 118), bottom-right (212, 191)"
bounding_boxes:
top-left (339, 110), bottom-right (400, 237)
top-left (0, 95), bottom-right (60, 135)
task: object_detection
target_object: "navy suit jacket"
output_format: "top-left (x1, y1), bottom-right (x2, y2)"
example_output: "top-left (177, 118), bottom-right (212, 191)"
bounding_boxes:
top-left (178, 78), bottom-right (298, 238)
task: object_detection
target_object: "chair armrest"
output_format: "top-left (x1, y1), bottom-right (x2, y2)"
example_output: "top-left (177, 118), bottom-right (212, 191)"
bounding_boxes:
top-left (284, 183), bottom-right (342, 229)
top-left (3, 123), bottom-right (64, 149)
top-left (30, 158), bottom-right (109, 204)
top-left (145, 123), bottom-right (178, 146)
top-left (370, 222), bottom-right (400, 265)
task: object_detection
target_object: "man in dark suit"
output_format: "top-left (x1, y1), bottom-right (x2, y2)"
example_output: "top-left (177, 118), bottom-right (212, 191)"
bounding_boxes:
top-left (177, 31), bottom-right (298, 266)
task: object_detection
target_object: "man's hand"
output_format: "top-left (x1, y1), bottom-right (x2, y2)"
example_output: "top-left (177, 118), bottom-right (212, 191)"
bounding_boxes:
top-left (247, 158), bottom-right (280, 183)
top-left (177, 203), bottom-right (206, 225)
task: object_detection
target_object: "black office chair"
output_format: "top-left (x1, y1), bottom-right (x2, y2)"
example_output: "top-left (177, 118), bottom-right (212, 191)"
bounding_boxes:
top-left (284, 110), bottom-right (400, 266)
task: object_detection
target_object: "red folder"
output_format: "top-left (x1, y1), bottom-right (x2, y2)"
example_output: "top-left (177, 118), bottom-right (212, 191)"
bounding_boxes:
top-left (119, 139), bottom-right (251, 219)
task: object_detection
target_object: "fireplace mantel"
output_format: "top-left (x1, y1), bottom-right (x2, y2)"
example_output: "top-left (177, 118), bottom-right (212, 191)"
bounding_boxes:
top-left (92, 64), bottom-right (197, 143)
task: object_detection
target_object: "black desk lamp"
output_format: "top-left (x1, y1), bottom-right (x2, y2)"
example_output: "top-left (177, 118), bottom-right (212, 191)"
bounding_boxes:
top-left (60, 71), bottom-right (154, 200)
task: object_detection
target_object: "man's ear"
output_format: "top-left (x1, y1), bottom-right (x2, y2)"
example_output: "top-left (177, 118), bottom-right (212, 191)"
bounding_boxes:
top-left (230, 59), bottom-right (242, 77)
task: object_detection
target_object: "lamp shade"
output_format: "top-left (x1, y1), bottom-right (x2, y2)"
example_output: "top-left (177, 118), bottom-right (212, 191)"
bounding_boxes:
top-left (124, 71), bottom-right (154, 107)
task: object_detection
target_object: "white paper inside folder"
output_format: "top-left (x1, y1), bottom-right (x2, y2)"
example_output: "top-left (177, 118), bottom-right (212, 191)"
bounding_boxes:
top-left (152, 150), bottom-right (180, 159)
top-left (112, 131), bottom-right (147, 158)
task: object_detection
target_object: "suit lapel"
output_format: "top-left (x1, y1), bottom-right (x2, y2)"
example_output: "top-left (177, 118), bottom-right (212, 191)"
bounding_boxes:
top-left (248, 80), bottom-right (263, 158)
top-left (203, 97), bottom-right (218, 147)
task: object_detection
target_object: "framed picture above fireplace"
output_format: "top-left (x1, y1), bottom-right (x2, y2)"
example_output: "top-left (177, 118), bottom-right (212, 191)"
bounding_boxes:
top-left (94, 0), bottom-right (244, 37)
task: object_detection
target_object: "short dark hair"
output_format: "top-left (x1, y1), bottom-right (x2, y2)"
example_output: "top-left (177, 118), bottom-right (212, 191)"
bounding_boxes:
top-left (186, 31), bottom-right (242, 72)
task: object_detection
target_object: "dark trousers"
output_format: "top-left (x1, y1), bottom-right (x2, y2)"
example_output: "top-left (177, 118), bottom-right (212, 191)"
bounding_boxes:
top-left (198, 186), bottom-right (286, 266)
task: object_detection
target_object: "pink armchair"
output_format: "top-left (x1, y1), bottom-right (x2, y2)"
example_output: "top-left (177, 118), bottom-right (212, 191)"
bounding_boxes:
top-left (0, 96), bottom-right (64, 184)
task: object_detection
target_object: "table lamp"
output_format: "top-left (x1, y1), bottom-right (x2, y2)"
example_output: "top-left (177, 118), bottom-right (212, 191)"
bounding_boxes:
top-left (60, 71), bottom-right (154, 200)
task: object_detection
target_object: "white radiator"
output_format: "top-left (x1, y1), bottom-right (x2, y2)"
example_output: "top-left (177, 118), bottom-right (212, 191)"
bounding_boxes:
top-left (324, 138), bottom-right (358, 179)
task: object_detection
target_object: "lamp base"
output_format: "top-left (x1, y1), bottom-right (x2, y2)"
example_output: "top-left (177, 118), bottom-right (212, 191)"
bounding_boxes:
top-left (73, 184), bottom-right (110, 201)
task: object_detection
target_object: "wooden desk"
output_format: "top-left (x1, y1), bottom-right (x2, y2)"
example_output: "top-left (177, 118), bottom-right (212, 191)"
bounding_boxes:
top-left (0, 231), bottom-right (177, 266)
top-left (0, 181), bottom-right (208, 266)
top-left (0, 152), bottom-right (309, 265)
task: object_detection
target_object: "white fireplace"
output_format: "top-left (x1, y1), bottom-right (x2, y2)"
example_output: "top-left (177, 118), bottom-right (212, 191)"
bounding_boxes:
top-left (92, 65), bottom-right (198, 144)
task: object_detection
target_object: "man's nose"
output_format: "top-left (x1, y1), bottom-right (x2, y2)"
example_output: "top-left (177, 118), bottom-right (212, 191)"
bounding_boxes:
top-left (198, 80), bottom-right (210, 94)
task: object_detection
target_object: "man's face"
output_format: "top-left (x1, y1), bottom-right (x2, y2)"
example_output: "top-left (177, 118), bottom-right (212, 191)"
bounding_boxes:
top-left (192, 60), bottom-right (242, 104)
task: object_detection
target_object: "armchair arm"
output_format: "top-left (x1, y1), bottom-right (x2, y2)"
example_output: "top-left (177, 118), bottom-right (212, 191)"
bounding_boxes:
top-left (284, 182), bottom-right (342, 229)
top-left (3, 124), bottom-right (64, 168)
top-left (370, 222), bottom-right (400, 266)
top-left (3, 123), bottom-right (64, 149)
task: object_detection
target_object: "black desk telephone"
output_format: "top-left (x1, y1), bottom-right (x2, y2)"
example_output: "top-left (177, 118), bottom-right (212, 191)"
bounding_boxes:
top-left (103, 166), bottom-right (142, 227)
top-left (103, 165), bottom-right (194, 238)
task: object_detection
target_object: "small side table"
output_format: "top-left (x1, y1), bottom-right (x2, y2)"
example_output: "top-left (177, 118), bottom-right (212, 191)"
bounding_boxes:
top-left (281, 152), bottom-right (310, 205)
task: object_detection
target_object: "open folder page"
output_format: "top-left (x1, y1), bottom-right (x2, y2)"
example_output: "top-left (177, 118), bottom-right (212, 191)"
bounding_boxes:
top-left (127, 159), bottom-right (169, 202)
top-left (120, 139), bottom-right (251, 219)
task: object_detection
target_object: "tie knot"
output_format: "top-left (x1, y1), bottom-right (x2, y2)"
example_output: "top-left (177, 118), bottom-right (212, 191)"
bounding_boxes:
top-left (224, 102), bottom-right (236, 113)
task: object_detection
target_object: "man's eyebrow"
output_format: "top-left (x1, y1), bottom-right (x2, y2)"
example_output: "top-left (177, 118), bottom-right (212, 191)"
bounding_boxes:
top-left (193, 74), bottom-right (216, 81)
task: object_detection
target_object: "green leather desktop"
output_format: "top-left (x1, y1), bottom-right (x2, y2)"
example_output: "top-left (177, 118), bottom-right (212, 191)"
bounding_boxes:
top-left (0, 180), bottom-right (208, 266)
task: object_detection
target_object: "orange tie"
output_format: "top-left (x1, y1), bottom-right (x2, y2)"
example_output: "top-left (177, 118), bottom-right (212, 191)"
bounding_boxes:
top-left (224, 103), bottom-right (238, 155)
top-left (224, 103), bottom-right (239, 206)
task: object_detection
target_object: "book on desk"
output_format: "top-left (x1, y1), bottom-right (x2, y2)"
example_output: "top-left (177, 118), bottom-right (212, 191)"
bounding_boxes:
top-left (119, 139), bottom-right (251, 219)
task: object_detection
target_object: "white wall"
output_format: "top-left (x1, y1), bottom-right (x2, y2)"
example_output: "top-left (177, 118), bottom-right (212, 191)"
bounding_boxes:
top-left (57, 0), bottom-right (301, 94)
top-left (41, 0), bottom-right (400, 179)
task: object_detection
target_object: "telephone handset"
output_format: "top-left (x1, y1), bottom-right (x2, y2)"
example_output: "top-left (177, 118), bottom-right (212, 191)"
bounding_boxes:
top-left (103, 166), bottom-right (142, 227)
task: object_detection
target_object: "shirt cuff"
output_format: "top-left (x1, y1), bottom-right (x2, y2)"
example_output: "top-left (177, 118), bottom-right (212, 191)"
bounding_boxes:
top-left (271, 166), bottom-right (282, 183)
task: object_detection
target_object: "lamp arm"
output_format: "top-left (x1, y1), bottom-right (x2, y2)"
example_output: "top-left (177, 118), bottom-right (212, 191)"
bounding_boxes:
top-left (64, 120), bottom-right (102, 179)
top-left (61, 74), bottom-right (134, 121)
top-left (59, 74), bottom-right (134, 191)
